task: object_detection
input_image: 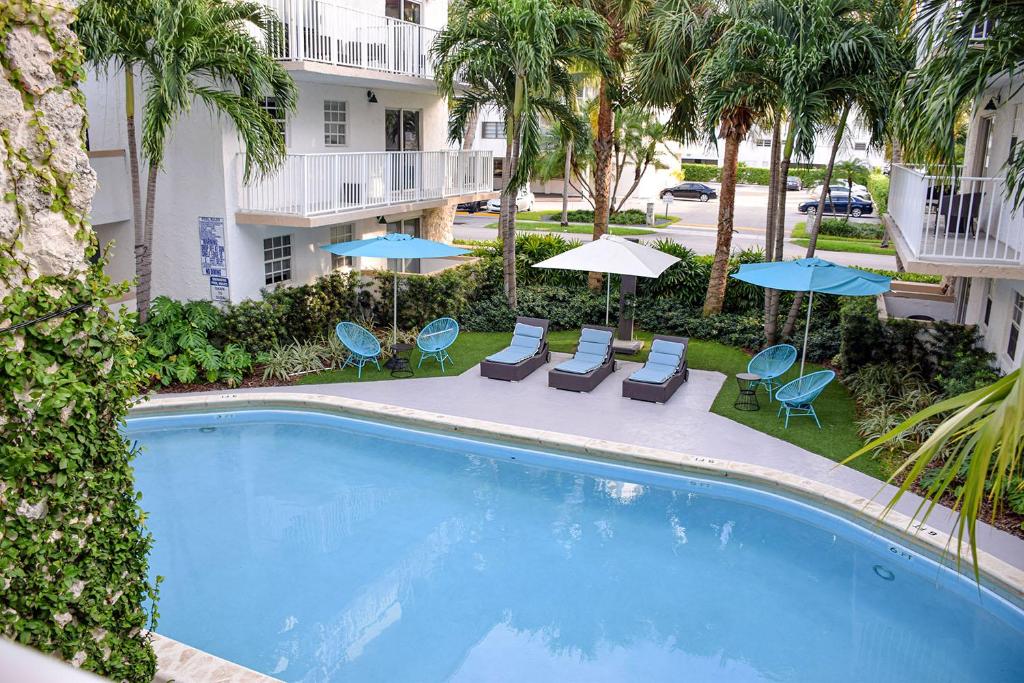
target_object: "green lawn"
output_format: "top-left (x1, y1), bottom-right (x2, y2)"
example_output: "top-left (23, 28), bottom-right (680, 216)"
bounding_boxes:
top-left (790, 223), bottom-right (895, 256)
top-left (482, 221), bottom-right (656, 237)
top-left (300, 329), bottom-right (883, 480)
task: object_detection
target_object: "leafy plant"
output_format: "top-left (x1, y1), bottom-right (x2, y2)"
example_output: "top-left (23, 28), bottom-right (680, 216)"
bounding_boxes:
top-left (138, 296), bottom-right (253, 387)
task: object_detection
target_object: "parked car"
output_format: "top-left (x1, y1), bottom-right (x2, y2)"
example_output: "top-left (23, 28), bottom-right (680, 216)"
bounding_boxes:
top-left (786, 176), bottom-right (802, 191)
top-left (457, 199), bottom-right (487, 213)
top-left (486, 188), bottom-right (535, 213)
top-left (798, 191), bottom-right (874, 217)
top-left (659, 182), bottom-right (717, 202)
top-left (807, 183), bottom-right (872, 201)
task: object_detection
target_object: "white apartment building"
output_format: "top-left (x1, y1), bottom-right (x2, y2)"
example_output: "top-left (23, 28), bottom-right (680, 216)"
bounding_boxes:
top-left (83, 0), bottom-right (494, 306)
top-left (885, 54), bottom-right (1024, 372)
top-left (472, 105), bottom-right (884, 199)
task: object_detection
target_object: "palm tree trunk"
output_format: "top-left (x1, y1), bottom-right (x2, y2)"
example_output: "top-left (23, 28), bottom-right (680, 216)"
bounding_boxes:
top-left (589, 76), bottom-right (614, 289)
top-left (124, 68), bottom-right (146, 320)
top-left (781, 103), bottom-right (850, 340)
top-left (462, 108), bottom-right (479, 150)
top-left (561, 143), bottom-right (572, 227)
top-left (764, 116), bottom-right (782, 330)
top-left (500, 115), bottom-right (519, 309)
top-left (765, 124), bottom-right (796, 344)
top-left (702, 127), bottom-right (742, 316)
top-left (136, 162), bottom-right (158, 321)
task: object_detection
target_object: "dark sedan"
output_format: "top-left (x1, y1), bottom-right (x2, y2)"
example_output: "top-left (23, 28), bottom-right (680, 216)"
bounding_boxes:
top-left (660, 182), bottom-right (717, 202)
top-left (798, 191), bottom-right (873, 218)
top-left (456, 199), bottom-right (488, 213)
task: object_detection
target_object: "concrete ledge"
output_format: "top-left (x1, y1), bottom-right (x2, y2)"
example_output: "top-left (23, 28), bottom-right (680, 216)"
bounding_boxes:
top-left (131, 391), bottom-right (1024, 605)
top-left (151, 634), bottom-right (280, 683)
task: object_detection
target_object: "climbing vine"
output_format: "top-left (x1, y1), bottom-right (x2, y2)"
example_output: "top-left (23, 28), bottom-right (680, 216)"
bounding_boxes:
top-left (0, 2), bottom-right (157, 681)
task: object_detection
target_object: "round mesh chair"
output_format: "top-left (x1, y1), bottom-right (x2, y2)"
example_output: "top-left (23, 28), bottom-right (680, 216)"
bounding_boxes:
top-left (775, 370), bottom-right (836, 429)
top-left (335, 322), bottom-right (382, 378)
top-left (748, 344), bottom-right (798, 400)
top-left (417, 317), bottom-right (459, 372)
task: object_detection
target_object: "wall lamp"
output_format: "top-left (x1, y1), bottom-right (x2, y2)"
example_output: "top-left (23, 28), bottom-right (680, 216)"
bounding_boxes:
top-left (367, 90), bottom-right (378, 104)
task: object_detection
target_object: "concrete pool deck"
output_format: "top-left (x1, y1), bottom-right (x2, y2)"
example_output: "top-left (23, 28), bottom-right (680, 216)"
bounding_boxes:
top-left (164, 354), bottom-right (1024, 576)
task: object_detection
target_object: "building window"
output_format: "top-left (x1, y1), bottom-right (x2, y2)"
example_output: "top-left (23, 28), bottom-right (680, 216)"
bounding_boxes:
top-left (324, 100), bottom-right (347, 146)
top-left (482, 121), bottom-right (506, 139)
top-left (853, 141), bottom-right (868, 151)
top-left (983, 279), bottom-right (994, 327)
top-left (260, 97), bottom-right (287, 145)
top-left (329, 224), bottom-right (354, 269)
top-left (1007, 291), bottom-right (1023, 360)
top-left (754, 138), bottom-right (772, 148)
top-left (263, 235), bottom-right (292, 285)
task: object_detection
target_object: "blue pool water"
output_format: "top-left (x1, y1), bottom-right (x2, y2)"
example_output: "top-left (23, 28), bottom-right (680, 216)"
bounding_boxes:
top-left (127, 410), bottom-right (1024, 682)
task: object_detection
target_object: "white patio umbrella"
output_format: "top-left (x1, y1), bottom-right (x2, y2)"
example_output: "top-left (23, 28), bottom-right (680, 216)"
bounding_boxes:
top-left (532, 234), bottom-right (680, 324)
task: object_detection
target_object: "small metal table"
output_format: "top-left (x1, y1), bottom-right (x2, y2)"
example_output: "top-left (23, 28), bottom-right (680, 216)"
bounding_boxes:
top-left (384, 343), bottom-right (415, 378)
top-left (734, 372), bottom-right (761, 411)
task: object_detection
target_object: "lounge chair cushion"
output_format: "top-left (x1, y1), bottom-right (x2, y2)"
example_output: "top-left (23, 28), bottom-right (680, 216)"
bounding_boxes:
top-left (554, 328), bottom-right (612, 375)
top-left (484, 323), bottom-right (544, 365)
top-left (554, 354), bottom-right (604, 375)
top-left (628, 340), bottom-right (685, 385)
top-left (486, 346), bottom-right (536, 365)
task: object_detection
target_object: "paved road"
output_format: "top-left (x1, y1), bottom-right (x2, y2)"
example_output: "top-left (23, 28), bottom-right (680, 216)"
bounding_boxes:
top-left (456, 185), bottom-right (897, 271)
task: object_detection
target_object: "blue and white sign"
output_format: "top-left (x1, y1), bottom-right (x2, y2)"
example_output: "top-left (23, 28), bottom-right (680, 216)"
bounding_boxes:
top-left (209, 275), bottom-right (230, 302)
top-left (198, 216), bottom-right (226, 277)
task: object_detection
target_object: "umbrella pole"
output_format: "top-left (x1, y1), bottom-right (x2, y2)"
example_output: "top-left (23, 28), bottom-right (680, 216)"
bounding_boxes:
top-left (605, 274), bottom-right (611, 326)
top-left (800, 290), bottom-right (813, 377)
top-left (393, 262), bottom-right (400, 348)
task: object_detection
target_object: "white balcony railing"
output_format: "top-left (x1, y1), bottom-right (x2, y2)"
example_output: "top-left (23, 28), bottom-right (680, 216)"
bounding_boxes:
top-left (239, 150), bottom-right (494, 217)
top-left (263, 0), bottom-right (437, 79)
top-left (888, 164), bottom-right (1024, 265)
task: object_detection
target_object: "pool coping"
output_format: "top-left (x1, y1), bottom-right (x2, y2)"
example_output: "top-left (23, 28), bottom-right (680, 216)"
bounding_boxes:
top-left (132, 390), bottom-right (1024, 681)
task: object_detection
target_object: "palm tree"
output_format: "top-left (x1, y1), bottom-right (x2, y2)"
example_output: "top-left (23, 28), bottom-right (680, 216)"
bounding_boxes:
top-left (634, 0), bottom-right (764, 316)
top-left (433, 0), bottom-right (611, 308)
top-left (573, 0), bottom-right (652, 289)
top-left (75, 0), bottom-right (297, 321)
top-left (897, 0), bottom-right (1024, 208)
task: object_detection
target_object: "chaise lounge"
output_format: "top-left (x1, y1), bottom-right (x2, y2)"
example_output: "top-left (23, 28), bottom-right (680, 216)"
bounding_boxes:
top-left (548, 325), bottom-right (616, 392)
top-left (621, 335), bottom-right (689, 403)
top-left (480, 317), bottom-right (551, 381)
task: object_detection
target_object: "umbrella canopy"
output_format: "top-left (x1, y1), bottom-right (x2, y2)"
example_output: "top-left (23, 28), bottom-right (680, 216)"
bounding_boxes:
top-left (532, 235), bottom-right (680, 324)
top-left (321, 232), bottom-right (469, 259)
top-left (731, 257), bottom-right (890, 376)
top-left (731, 257), bottom-right (890, 296)
top-left (320, 233), bottom-right (470, 345)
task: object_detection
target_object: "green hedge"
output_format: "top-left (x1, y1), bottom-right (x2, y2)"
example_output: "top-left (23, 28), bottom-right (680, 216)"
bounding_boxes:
top-left (796, 218), bottom-right (885, 240)
top-left (563, 208), bottom-right (652, 225)
top-left (675, 163), bottom-right (867, 187)
top-left (867, 173), bottom-right (890, 215)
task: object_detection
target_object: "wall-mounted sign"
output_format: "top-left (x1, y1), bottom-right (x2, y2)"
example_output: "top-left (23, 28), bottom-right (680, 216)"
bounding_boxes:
top-left (209, 275), bottom-right (230, 302)
top-left (198, 216), bottom-right (226, 277)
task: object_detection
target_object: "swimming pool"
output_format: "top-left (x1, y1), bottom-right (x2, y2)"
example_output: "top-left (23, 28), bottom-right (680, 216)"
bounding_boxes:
top-left (128, 409), bottom-right (1024, 682)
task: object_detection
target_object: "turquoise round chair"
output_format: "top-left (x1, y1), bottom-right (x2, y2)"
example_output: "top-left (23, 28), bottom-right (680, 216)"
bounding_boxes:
top-left (335, 322), bottom-right (382, 378)
top-left (417, 317), bottom-right (459, 372)
top-left (748, 344), bottom-right (798, 400)
top-left (775, 370), bottom-right (836, 429)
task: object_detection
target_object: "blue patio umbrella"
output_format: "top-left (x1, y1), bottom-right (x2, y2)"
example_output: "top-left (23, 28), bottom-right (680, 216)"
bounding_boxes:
top-left (731, 257), bottom-right (890, 376)
top-left (321, 233), bottom-right (469, 345)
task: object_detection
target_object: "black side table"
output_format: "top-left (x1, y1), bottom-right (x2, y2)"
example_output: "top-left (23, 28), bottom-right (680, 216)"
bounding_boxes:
top-left (384, 343), bottom-right (415, 378)
top-left (734, 372), bottom-right (761, 411)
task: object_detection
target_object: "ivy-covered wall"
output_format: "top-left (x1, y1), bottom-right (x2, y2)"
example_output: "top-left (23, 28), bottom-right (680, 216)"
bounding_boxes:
top-left (0, 1), bottom-right (157, 680)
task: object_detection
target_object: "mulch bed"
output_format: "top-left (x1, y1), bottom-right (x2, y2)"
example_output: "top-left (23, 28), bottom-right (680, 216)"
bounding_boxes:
top-left (154, 369), bottom-right (297, 394)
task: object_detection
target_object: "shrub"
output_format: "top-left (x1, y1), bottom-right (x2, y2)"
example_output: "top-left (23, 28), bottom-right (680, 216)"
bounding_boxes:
top-left (463, 286), bottom-right (607, 331)
top-left (634, 300), bottom-right (765, 348)
top-left (259, 336), bottom-right (349, 380)
top-left (138, 297), bottom-right (253, 386)
top-left (561, 208), bottom-right (652, 225)
top-left (677, 163), bottom-right (720, 182)
top-left (374, 264), bottom-right (480, 331)
top-left (867, 173), bottom-right (890, 215)
top-left (801, 218), bottom-right (884, 240)
top-left (218, 297), bottom-right (288, 353)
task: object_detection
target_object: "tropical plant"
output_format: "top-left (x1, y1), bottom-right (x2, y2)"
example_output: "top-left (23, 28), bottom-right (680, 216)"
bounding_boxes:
top-left (845, 369), bottom-right (1023, 576)
top-left (897, 0), bottom-right (1024, 208)
top-left (74, 0), bottom-right (298, 321)
top-left (433, 0), bottom-right (611, 308)
top-left (137, 296), bottom-right (253, 386)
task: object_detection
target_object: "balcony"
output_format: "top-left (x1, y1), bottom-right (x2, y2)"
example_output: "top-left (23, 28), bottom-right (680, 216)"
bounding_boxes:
top-left (263, 0), bottom-right (438, 83)
top-left (236, 150), bottom-right (495, 226)
top-left (885, 164), bottom-right (1024, 275)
